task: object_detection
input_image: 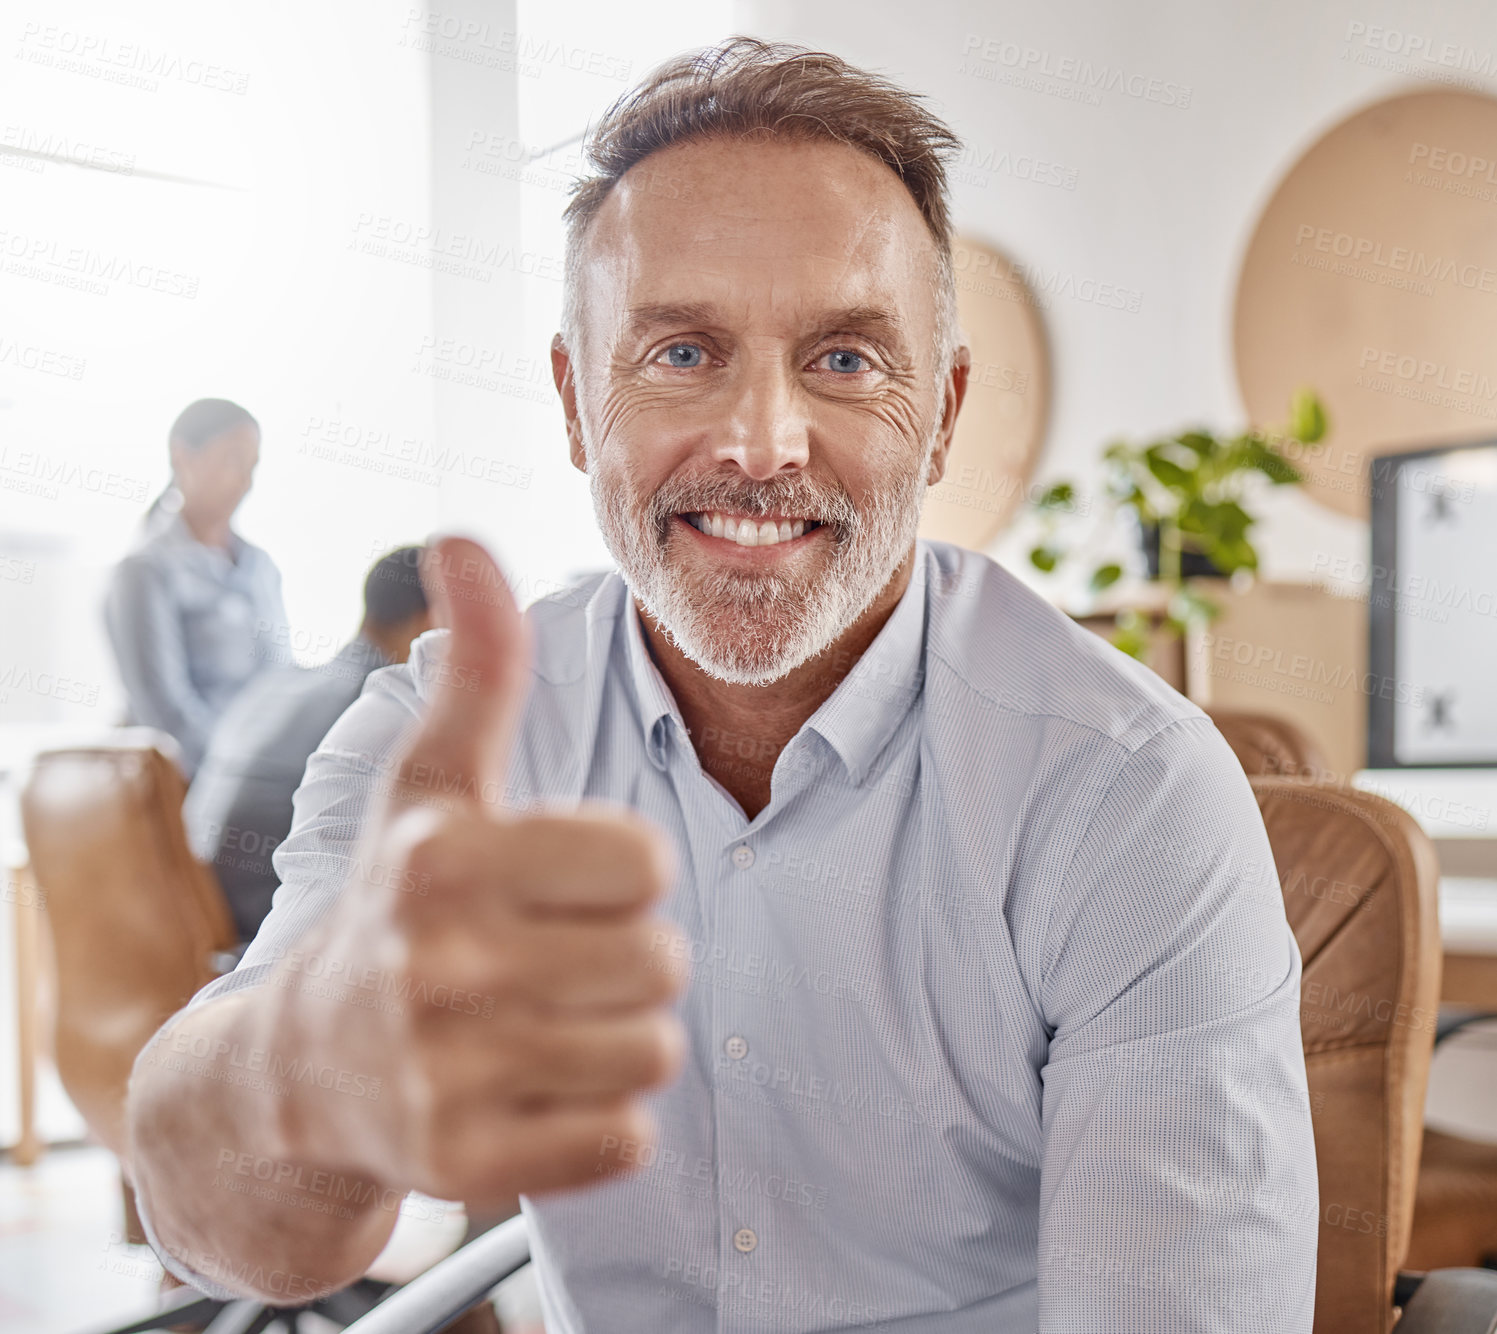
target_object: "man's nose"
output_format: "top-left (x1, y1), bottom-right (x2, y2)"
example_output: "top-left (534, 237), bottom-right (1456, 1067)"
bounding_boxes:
top-left (710, 360), bottom-right (811, 481)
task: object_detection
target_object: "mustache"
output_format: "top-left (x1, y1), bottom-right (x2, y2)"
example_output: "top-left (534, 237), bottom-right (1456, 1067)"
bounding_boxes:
top-left (646, 471), bottom-right (859, 542)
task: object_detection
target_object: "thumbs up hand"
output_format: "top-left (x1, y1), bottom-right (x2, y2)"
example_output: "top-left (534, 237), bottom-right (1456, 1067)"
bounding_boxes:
top-left (268, 537), bottom-right (687, 1210)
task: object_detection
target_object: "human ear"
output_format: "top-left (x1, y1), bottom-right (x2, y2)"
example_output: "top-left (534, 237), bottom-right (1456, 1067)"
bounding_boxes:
top-left (551, 333), bottom-right (586, 473)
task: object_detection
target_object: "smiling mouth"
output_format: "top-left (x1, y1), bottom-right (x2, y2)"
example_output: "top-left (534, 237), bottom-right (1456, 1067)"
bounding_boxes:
top-left (679, 511), bottom-right (824, 548)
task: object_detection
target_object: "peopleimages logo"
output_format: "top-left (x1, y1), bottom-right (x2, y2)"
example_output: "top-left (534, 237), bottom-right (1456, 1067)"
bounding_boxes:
top-left (1292, 223), bottom-right (1497, 296)
top-left (1200, 632), bottom-right (1425, 706)
top-left (1343, 20), bottom-right (1496, 75)
top-left (957, 34), bottom-right (1192, 108)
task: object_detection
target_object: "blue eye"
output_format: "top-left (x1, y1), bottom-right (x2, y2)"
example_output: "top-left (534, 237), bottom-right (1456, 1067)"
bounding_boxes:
top-left (823, 349), bottom-right (866, 374)
top-left (661, 343), bottom-right (703, 368)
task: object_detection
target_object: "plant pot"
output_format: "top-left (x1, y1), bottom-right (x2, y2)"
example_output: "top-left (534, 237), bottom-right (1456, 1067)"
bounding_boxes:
top-left (1139, 522), bottom-right (1226, 580)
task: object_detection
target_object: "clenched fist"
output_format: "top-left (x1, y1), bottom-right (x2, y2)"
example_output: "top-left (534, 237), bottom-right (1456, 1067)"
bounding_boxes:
top-left (269, 536), bottom-right (687, 1210)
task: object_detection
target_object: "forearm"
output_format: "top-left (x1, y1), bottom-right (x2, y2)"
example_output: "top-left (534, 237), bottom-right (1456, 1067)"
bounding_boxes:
top-left (125, 988), bottom-right (399, 1301)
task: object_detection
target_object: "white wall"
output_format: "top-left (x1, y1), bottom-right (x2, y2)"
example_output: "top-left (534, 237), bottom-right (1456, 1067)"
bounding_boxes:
top-left (0, 0), bottom-right (437, 726)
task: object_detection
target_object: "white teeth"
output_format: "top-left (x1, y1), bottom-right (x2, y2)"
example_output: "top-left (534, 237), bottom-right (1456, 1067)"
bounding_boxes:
top-left (688, 511), bottom-right (814, 545)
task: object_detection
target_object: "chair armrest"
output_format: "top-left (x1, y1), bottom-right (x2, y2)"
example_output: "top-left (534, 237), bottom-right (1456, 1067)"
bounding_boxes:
top-left (340, 1213), bottom-right (529, 1334)
top-left (1397, 1269), bottom-right (1497, 1334)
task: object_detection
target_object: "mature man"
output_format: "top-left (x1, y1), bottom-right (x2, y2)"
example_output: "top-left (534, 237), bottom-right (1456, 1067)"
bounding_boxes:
top-left (183, 546), bottom-right (433, 942)
top-left (127, 37), bottom-right (1317, 1331)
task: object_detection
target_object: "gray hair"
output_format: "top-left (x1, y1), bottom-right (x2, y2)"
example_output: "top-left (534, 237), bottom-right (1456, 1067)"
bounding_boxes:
top-left (558, 36), bottom-right (962, 384)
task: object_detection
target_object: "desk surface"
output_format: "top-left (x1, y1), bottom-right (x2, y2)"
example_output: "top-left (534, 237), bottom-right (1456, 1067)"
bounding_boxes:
top-left (1353, 768), bottom-right (1497, 840)
top-left (1440, 877), bottom-right (1497, 953)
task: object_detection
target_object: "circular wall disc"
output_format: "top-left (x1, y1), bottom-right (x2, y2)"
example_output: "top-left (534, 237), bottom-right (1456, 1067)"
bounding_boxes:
top-left (1234, 89), bottom-right (1497, 517)
top-left (919, 236), bottom-right (1050, 548)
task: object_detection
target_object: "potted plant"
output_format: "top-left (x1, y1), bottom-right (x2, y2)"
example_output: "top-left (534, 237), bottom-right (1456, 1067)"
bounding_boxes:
top-left (1026, 388), bottom-right (1328, 658)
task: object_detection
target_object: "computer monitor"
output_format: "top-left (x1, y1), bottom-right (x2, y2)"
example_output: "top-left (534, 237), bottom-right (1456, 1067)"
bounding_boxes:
top-left (1368, 438), bottom-right (1497, 768)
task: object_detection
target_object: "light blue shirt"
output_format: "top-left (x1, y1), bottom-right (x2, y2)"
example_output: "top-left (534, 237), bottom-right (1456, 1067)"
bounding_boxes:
top-left (138, 539), bottom-right (1318, 1331)
top-left (104, 509), bottom-right (288, 776)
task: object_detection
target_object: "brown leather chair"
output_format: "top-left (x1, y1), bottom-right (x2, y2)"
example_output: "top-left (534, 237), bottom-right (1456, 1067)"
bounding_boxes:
top-left (1211, 711), bottom-right (1497, 1284)
top-left (1409, 1129), bottom-right (1497, 1272)
top-left (1252, 777), bottom-right (1443, 1332)
top-left (19, 730), bottom-right (236, 1160)
top-left (1208, 706), bottom-right (1329, 779)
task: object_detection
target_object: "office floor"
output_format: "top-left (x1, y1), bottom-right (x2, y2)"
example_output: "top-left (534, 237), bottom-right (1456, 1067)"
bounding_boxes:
top-left (0, 1145), bottom-right (544, 1334)
top-left (0, 1144), bottom-right (161, 1334)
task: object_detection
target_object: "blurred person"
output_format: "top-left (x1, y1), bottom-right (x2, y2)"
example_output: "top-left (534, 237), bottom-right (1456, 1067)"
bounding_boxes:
top-left (183, 546), bottom-right (434, 944)
top-left (127, 39), bottom-right (1318, 1332)
top-left (104, 397), bottom-right (287, 777)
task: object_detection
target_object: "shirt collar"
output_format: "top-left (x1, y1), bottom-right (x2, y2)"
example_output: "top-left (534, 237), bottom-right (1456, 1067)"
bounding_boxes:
top-left (619, 590), bottom-right (683, 770)
top-left (617, 546), bottom-right (931, 784)
top-left (804, 545), bottom-right (929, 785)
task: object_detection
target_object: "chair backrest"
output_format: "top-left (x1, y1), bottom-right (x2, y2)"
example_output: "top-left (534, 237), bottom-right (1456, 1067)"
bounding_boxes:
top-left (1209, 707), bottom-right (1328, 779)
top-left (20, 732), bottom-right (236, 1157)
top-left (1250, 777), bottom-right (1442, 1334)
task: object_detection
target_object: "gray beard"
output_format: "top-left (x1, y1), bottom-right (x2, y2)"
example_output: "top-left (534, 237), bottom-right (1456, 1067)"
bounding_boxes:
top-left (589, 443), bottom-right (934, 686)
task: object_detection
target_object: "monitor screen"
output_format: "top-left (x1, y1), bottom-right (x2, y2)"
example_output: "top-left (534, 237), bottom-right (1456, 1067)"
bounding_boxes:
top-left (1368, 439), bottom-right (1497, 768)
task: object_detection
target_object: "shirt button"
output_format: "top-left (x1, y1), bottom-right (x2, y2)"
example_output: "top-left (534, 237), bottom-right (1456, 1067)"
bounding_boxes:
top-left (733, 1228), bottom-right (758, 1253)
top-left (731, 845), bottom-right (755, 869)
top-left (724, 1035), bottom-right (749, 1060)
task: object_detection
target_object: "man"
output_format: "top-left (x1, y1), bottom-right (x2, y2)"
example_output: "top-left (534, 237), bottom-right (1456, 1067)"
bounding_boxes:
top-left (182, 546), bottom-right (433, 942)
top-left (127, 37), bottom-right (1317, 1331)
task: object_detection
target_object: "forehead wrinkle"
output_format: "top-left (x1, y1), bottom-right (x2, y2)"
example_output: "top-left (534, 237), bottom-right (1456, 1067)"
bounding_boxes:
top-left (588, 143), bottom-right (935, 358)
top-left (621, 296), bottom-right (913, 355)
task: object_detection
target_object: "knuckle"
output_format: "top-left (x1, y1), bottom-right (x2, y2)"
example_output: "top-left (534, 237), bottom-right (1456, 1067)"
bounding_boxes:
top-left (638, 928), bottom-right (686, 999)
top-left (399, 818), bottom-right (462, 884)
top-left (482, 946), bottom-right (528, 1004)
top-left (637, 1014), bottom-right (686, 1086)
top-left (640, 957), bottom-right (682, 1003)
top-left (567, 806), bottom-right (676, 896)
top-left (615, 819), bottom-right (675, 897)
top-left (492, 1025), bottom-right (538, 1082)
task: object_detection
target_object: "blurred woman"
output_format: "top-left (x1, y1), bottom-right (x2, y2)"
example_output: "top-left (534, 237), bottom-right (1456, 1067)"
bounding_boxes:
top-left (104, 398), bottom-right (287, 777)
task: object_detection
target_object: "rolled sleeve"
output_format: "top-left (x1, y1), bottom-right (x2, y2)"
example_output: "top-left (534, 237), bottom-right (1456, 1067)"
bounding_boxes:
top-left (1036, 717), bottom-right (1318, 1332)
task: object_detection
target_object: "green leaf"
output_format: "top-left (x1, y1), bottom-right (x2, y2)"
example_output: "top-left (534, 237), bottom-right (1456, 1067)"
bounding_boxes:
top-left (1213, 500), bottom-right (1252, 540)
top-left (1089, 563), bottom-right (1123, 592)
top-left (1029, 545), bottom-right (1061, 573)
top-left (1178, 498), bottom-right (1210, 534)
top-left (1168, 584), bottom-right (1220, 625)
top-left (1201, 537), bottom-right (1258, 574)
top-left (1110, 624), bottom-right (1149, 659)
top-left (1145, 449), bottom-right (1193, 491)
top-left (1177, 431), bottom-right (1216, 456)
top-left (1248, 448), bottom-right (1301, 485)
top-left (1035, 481), bottom-right (1076, 511)
top-left (1289, 388), bottom-right (1327, 444)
